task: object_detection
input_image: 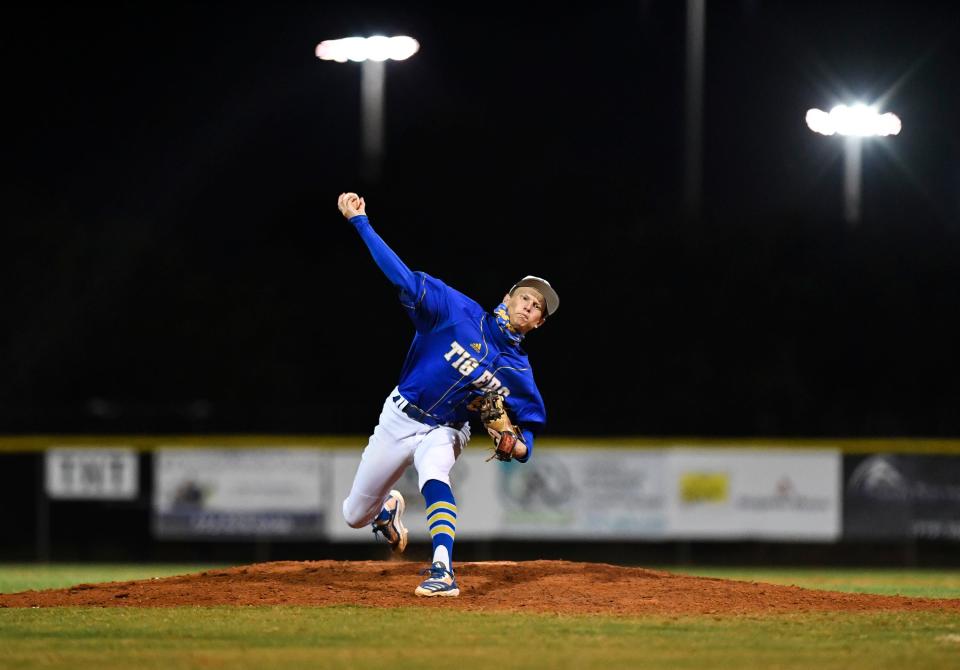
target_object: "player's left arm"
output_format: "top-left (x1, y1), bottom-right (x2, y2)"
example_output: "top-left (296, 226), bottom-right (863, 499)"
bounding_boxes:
top-left (511, 386), bottom-right (545, 464)
top-left (513, 428), bottom-right (534, 462)
top-left (478, 392), bottom-right (537, 463)
top-left (483, 420), bottom-right (534, 462)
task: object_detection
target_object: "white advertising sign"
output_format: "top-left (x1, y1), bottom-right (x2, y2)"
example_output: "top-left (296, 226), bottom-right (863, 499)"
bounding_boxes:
top-left (493, 449), bottom-right (668, 538)
top-left (153, 448), bottom-right (329, 539)
top-left (327, 445), bottom-right (840, 542)
top-left (45, 448), bottom-right (139, 500)
top-left (666, 448), bottom-right (841, 540)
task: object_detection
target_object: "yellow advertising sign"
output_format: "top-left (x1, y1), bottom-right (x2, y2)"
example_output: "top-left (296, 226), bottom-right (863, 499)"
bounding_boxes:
top-left (680, 471), bottom-right (729, 503)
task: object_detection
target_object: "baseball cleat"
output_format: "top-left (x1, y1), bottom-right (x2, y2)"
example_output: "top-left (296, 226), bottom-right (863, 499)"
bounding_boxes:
top-left (414, 561), bottom-right (460, 597)
top-left (371, 490), bottom-right (408, 553)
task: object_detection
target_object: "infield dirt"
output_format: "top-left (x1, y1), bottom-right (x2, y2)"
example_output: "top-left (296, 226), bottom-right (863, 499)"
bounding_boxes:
top-left (2, 560), bottom-right (958, 616)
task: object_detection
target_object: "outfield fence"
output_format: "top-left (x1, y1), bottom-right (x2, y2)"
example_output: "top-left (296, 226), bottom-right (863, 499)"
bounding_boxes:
top-left (2, 437), bottom-right (959, 563)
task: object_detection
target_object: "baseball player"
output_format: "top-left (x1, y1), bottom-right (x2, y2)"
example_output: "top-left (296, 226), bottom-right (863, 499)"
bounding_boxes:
top-left (336, 192), bottom-right (558, 597)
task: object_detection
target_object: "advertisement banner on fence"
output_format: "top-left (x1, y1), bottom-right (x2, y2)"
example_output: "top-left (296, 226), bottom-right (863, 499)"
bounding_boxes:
top-left (45, 448), bottom-right (139, 500)
top-left (328, 447), bottom-right (669, 541)
top-left (666, 448), bottom-right (841, 540)
top-left (844, 454), bottom-right (960, 541)
top-left (493, 449), bottom-right (669, 538)
top-left (153, 448), bottom-right (329, 539)
top-left (327, 447), bottom-right (842, 541)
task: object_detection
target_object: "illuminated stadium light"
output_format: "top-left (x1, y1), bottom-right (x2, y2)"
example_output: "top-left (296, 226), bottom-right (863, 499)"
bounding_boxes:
top-left (315, 35), bottom-right (420, 182)
top-left (805, 104), bottom-right (901, 137)
top-left (315, 36), bottom-right (420, 63)
top-left (805, 103), bottom-right (901, 226)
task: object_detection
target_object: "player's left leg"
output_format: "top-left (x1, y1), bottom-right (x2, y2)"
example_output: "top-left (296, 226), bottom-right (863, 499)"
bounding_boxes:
top-left (421, 479), bottom-right (457, 569)
top-left (412, 424), bottom-right (469, 597)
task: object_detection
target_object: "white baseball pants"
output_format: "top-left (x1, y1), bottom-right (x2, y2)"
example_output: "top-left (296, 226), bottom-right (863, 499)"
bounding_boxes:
top-left (341, 388), bottom-right (471, 528)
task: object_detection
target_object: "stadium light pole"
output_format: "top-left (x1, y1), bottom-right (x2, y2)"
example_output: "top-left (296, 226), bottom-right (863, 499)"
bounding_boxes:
top-left (316, 35), bottom-right (420, 182)
top-left (805, 104), bottom-right (901, 226)
top-left (684, 0), bottom-right (706, 222)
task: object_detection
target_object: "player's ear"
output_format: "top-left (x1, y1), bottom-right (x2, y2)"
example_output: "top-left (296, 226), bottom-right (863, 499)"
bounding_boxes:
top-left (502, 292), bottom-right (511, 304)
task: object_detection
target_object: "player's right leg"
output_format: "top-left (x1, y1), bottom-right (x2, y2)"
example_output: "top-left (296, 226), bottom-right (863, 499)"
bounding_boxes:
top-left (341, 391), bottom-right (426, 551)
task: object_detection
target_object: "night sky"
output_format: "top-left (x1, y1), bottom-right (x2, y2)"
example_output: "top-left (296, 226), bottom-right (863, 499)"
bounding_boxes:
top-left (3, 1), bottom-right (960, 436)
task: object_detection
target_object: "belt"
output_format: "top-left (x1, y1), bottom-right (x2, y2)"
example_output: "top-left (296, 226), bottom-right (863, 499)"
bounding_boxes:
top-left (392, 393), bottom-right (461, 428)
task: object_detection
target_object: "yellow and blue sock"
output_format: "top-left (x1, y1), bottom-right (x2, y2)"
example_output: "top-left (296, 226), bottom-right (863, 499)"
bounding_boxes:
top-left (422, 479), bottom-right (457, 569)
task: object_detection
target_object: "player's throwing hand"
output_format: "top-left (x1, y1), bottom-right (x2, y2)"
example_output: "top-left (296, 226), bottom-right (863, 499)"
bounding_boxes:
top-left (338, 192), bottom-right (366, 219)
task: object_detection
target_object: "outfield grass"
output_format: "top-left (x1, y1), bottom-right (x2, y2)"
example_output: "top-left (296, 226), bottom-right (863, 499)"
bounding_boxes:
top-left (2, 564), bottom-right (959, 669)
top-left (668, 567), bottom-right (960, 598)
top-left (0, 565), bottom-right (226, 594)
top-left (1, 606), bottom-right (959, 670)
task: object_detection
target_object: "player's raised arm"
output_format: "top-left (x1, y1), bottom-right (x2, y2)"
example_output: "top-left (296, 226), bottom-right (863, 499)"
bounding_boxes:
top-left (336, 192), bottom-right (418, 299)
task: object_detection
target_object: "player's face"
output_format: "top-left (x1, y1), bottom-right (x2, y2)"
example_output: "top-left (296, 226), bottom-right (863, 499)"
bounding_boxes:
top-left (503, 288), bottom-right (546, 334)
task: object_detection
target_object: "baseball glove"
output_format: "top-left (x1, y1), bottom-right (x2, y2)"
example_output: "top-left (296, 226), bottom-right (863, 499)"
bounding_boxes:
top-left (478, 391), bottom-right (519, 462)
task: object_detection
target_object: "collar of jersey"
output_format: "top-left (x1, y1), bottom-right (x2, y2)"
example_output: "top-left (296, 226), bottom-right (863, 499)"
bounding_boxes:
top-left (492, 302), bottom-right (524, 347)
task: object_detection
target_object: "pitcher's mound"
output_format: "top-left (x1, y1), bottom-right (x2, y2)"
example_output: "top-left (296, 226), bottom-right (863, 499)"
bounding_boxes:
top-left (2, 560), bottom-right (958, 615)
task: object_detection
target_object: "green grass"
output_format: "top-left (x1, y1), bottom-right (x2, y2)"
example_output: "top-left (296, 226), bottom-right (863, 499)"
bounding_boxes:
top-left (0, 565), bottom-right (226, 594)
top-left (1, 606), bottom-right (959, 670)
top-left (667, 567), bottom-right (960, 598)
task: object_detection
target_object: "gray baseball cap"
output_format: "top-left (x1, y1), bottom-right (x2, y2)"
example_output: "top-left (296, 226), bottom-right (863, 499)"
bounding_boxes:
top-left (510, 275), bottom-right (559, 316)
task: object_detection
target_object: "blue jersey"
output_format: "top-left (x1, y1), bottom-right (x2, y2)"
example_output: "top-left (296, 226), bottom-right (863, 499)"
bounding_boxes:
top-left (350, 215), bottom-right (545, 461)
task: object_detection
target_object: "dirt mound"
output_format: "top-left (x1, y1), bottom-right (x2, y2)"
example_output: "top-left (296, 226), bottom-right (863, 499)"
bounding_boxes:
top-left (2, 560), bottom-right (958, 615)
